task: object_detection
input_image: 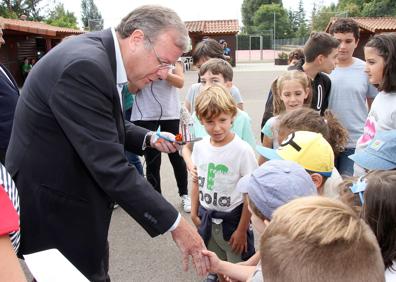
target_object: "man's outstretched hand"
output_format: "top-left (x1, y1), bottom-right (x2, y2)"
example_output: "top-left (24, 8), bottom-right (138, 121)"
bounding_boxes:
top-left (171, 217), bottom-right (209, 276)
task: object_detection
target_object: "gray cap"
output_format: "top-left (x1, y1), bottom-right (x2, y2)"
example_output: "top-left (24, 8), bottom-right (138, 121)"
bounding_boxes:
top-left (237, 160), bottom-right (317, 219)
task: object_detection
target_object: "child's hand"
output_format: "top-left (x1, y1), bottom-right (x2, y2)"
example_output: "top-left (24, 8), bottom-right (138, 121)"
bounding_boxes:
top-left (229, 228), bottom-right (247, 254)
top-left (191, 214), bottom-right (201, 228)
top-left (201, 250), bottom-right (221, 273)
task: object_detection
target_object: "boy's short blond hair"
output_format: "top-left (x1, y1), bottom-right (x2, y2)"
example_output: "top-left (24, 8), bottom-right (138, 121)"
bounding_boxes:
top-left (260, 196), bottom-right (385, 282)
top-left (198, 58), bottom-right (233, 82)
top-left (195, 85), bottom-right (237, 121)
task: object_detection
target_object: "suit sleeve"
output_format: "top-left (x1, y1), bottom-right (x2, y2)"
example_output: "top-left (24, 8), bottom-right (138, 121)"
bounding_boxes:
top-left (49, 59), bottom-right (178, 236)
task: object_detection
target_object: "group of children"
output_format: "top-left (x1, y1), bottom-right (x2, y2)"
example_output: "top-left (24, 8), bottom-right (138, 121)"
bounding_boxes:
top-left (181, 18), bottom-right (396, 282)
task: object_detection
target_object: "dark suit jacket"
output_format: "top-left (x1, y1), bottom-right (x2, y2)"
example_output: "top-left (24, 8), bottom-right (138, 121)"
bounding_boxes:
top-left (6, 29), bottom-right (178, 279)
top-left (0, 64), bottom-right (19, 153)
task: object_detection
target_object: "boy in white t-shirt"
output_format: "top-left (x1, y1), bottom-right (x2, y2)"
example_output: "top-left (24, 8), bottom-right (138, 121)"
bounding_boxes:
top-left (190, 85), bottom-right (257, 281)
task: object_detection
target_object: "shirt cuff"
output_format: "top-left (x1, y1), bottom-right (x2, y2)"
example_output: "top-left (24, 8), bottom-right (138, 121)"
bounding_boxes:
top-left (142, 131), bottom-right (153, 151)
top-left (165, 213), bottom-right (181, 233)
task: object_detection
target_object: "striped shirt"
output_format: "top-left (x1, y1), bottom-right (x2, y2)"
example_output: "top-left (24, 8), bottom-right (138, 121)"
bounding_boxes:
top-left (0, 164), bottom-right (20, 251)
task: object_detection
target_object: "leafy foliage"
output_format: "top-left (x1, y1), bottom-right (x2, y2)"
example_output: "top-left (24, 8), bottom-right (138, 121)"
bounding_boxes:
top-left (242, 0), bottom-right (281, 34)
top-left (253, 4), bottom-right (293, 38)
top-left (312, 0), bottom-right (396, 31)
top-left (45, 2), bottom-right (78, 29)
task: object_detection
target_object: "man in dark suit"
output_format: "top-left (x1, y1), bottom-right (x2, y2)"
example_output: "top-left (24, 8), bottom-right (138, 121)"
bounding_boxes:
top-left (0, 27), bottom-right (19, 165)
top-left (6, 5), bottom-right (208, 281)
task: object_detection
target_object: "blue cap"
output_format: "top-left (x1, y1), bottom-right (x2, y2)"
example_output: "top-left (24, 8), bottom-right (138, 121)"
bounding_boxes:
top-left (349, 130), bottom-right (396, 170)
top-left (236, 160), bottom-right (317, 220)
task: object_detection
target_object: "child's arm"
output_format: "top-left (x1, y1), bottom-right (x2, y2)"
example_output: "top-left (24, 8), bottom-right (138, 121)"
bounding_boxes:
top-left (182, 143), bottom-right (198, 182)
top-left (190, 180), bottom-right (201, 228)
top-left (258, 118), bottom-right (274, 165)
top-left (202, 250), bottom-right (256, 281)
top-left (258, 135), bottom-right (273, 165)
top-left (237, 251), bottom-right (261, 266)
top-left (165, 61), bottom-right (184, 88)
top-left (229, 197), bottom-right (251, 254)
top-left (0, 235), bottom-right (27, 282)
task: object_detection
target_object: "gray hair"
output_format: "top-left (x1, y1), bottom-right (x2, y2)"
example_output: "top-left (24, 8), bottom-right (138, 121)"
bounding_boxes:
top-left (116, 5), bottom-right (189, 51)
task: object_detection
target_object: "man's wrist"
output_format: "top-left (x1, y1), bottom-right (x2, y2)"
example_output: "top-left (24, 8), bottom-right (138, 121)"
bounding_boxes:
top-left (166, 213), bottom-right (181, 233)
top-left (142, 131), bottom-right (154, 150)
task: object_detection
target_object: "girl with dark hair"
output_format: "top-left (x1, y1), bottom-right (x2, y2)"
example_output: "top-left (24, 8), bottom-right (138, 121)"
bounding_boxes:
top-left (356, 33), bottom-right (396, 161)
top-left (363, 171), bottom-right (396, 280)
top-left (340, 170), bottom-right (396, 280)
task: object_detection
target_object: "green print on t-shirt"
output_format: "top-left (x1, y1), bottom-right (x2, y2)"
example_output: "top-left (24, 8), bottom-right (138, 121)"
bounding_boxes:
top-left (207, 163), bottom-right (229, 191)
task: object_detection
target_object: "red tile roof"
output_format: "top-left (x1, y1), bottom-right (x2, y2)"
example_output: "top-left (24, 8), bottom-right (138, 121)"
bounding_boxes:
top-left (0, 17), bottom-right (84, 36)
top-left (185, 20), bottom-right (239, 35)
top-left (326, 17), bottom-right (396, 33)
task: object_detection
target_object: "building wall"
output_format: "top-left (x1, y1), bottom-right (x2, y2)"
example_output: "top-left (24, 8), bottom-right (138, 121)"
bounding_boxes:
top-left (0, 34), bottom-right (31, 86)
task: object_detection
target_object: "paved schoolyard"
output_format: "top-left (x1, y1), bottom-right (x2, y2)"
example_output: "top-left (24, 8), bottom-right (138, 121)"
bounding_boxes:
top-left (21, 63), bottom-right (288, 282)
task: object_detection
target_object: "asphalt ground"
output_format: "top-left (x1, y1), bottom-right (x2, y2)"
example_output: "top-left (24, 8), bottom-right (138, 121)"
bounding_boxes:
top-left (21, 62), bottom-right (288, 282)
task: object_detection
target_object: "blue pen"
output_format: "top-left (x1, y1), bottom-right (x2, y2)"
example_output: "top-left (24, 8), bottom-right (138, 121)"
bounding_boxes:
top-left (155, 126), bottom-right (176, 143)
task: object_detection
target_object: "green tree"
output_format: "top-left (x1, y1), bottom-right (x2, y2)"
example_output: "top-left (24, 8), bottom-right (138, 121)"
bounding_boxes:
top-left (24, 0), bottom-right (45, 20)
top-left (81, 0), bottom-right (103, 31)
top-left (0, 0), bottom-right (26, 18)
top-left (337, 0), bottom-right (362, 16)
top-left (362, 0), bottom-right (396, 16)
top-left (295, 0), bottom-right (309, 37)
top-left (253, 4), bottom-right (292, 39)
top-left (241, 0), bottom-right (281, 34)
top-left (311, 3), bottom-right (337, 31)
top-left (46, 3), bottom-right (78, 29)
top-left (311, 0), bottom-right (396, 32)
top-left (288, 9), bottom-right (298, 35)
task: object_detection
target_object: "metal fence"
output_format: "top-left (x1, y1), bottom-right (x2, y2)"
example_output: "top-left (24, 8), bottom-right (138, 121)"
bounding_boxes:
top-left (236, 34), bottom-right (308, 62)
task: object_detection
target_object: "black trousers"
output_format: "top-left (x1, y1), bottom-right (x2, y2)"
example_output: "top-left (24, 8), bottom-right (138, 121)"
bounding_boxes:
top-left (133, 119), bottom-right (188, 196)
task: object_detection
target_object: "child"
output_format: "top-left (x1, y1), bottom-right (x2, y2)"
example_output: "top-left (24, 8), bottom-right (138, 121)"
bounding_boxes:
top-left (0, 163), bottom-right (25, 281)
top-left (260, 32), bottom-right (340, 138)
top-left (257, 131), bottom-right (336, 196)
top-left (328, 18), bottom-right (378, 176)
top-left (355, 33), bottom-right (396, 173)
top-left (339, 171), bottom-right (396, 280)
top-left (260, 70), bottom-right (311, 160)
top-left (190, 85), bottom-right (258, 281)
top-left (260, 196), bottom-right (385, 282)
top-left (187, 39), bottom-right (244, 110)
top-left (287, 48), bottom-right (304, 68)
top-left (201, 160), bottom-right (317, 282)
top-left (277, 108), bottom-right (348, 158)
top-left (191, 59), bottom-right (255, 147)
top-left (182, 59), bottom-right (256, 182)
top-left (275, 108), bottom-right (349, 196)
top-left (362, 171), bottom-right (396, 280)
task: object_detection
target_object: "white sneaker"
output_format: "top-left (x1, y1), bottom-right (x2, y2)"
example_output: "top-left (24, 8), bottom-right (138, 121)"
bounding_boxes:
top-left (181, 195), bottom-right (191, 213)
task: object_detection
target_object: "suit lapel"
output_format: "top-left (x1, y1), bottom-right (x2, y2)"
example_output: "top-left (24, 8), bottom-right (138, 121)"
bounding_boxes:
top-left (0, 64), bottom-right (19, 93)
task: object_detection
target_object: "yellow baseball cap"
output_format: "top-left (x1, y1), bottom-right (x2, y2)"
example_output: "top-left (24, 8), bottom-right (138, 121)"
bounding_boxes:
top-left (257, 131), bottom-right (334, 176)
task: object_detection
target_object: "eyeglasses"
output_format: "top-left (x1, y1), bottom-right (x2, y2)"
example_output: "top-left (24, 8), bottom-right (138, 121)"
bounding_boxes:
top-left (146, 37), bottom-right (175, 70)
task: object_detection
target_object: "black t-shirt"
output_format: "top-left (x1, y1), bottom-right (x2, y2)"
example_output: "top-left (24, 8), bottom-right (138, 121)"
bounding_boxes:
top-left (295, 62), bottom-right (332, 115)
